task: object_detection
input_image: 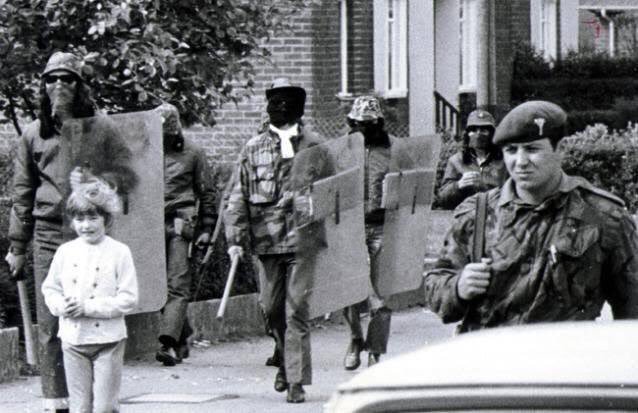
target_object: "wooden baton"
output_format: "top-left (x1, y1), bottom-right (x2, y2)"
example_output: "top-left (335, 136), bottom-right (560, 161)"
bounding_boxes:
top-left (17, 277), bottom-right (38, 365)
top-left (216, 254), bottom-right (240, 321)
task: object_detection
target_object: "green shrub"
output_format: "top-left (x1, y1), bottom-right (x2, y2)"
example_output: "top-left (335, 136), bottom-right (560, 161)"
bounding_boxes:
top-left (560, 123), bottom-right (638, 212)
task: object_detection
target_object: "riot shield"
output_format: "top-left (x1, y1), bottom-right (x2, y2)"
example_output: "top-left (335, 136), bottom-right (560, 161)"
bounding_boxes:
top-left (292, 133), bottom-right (370, 319)
top-left (59, 111), bottom-right (166, 313)
top-left (376, 135), bottom-right (442, 297)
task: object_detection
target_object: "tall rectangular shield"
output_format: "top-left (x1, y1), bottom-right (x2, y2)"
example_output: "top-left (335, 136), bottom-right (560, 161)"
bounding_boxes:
top-left (292, 133), bottom-right (370, 319)
top-left (59, 111), bottom-right (166, 313)
top-left (376, 135), bottom-right (442, 297)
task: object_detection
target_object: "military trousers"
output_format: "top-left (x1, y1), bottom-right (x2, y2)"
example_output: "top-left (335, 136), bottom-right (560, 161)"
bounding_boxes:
top-left (158, 223), bottom-right (192, 347)
top-left (258, 253), bottom-right (312, 385)
top-left (33, 220), bottom-right (69, 409)
top-left (343, 223), bottom-right (392, 355)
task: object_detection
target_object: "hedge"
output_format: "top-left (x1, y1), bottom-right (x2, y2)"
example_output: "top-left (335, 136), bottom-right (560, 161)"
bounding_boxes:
top-left (511, 43), bottom-right (638, 133)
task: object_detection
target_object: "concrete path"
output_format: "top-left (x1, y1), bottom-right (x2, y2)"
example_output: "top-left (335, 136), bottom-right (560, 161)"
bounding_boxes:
top-left (0, 308), bottom-right (455, 413)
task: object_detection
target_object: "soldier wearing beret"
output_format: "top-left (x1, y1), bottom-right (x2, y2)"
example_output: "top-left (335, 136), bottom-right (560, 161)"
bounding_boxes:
top-left (424, 100), bottom-right (638, 332)
top-left (224, 78), bottom-right (324, 403)
top-left (437, 109), bottom-right (508, 209)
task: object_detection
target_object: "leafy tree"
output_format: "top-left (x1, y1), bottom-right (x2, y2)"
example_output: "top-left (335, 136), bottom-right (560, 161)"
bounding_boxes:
top-left (0, 0), bottom-right (312, 134)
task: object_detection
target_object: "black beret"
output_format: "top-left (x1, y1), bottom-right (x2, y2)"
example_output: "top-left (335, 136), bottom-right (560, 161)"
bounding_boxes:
top-left (493, 101), bottom-right (567, 146)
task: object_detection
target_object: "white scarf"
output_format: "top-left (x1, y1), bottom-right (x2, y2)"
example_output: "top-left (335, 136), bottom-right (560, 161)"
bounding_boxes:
top-left (269, 124), bottom-right (298, 159)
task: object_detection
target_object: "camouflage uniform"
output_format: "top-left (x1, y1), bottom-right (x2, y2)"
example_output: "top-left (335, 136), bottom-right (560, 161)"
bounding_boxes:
top-left (424, 174), bottom-right (638, 332)
top-left (225, 125), bottom-right (323, 385)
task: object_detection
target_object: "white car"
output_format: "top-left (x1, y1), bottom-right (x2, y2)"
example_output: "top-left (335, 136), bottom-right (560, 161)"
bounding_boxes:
top-left (325, 321), bottom-right (638, 412)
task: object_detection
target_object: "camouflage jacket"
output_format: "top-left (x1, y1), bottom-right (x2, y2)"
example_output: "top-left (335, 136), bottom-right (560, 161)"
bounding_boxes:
top-left (424, 173), bottom-right (638, 332)
top-left (437, 150), bottom-right (508, 210)
top-left (224, 125), bottom-right (324, 255)
top-left (164, 138), bottom-right (216, 228)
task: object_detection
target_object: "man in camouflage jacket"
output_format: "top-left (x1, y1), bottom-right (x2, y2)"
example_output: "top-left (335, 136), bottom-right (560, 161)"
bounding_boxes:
top-left (424, 101), bottom-right (638, 333)
top-left (224, 78), bottom-right (323, 403)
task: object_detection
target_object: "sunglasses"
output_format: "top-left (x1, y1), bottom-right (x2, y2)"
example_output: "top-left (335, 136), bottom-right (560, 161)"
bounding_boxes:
top-left (44, 74), bottom-right (76, 84)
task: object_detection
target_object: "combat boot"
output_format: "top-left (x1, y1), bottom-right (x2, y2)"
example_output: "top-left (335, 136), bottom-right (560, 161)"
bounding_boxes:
top-left (368, 352), bottom-right (381, 367)
top-left (343, 338), bottom-right (364, 370)
top-left (286, 383), bottom-right (305, 403)
top-left (274, 367), bottom-right (288, 392)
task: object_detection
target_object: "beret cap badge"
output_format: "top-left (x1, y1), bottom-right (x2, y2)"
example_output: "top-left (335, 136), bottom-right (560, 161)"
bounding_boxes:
top-left (534, 117), bottom-right (546, 136)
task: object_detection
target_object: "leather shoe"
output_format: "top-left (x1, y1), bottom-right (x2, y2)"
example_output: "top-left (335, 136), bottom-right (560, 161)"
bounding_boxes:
top-left (156, 346), bottom-right (181, 366)
top-left (343, 339), bottom-right (364, 370)
top-left (368, 353), bottom-right (380, 367)
top-left (274, 368), bottom-right (288, 392)
top-left (286, 383), bottom-right (305, 403)
top-left (265, 347), bottom-right (281, 367)
top-left (176, 344), bottom-right (189, 360)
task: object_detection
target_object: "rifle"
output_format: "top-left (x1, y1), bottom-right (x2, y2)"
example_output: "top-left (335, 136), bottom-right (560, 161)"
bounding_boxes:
top-left (16, 270), bottom-right (38, 365)
top-left (216, 253), bottom-right (240, 321)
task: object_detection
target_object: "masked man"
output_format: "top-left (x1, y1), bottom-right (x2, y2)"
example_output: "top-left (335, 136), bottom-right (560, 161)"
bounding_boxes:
top-left (6, 51), bottom-right (136, 413)
top-left (224, 78), bottom-right (324, 403)
top-left (341, 96), bottom-right (394, 370)
top-left (153, 103), bottom-right (217, 366)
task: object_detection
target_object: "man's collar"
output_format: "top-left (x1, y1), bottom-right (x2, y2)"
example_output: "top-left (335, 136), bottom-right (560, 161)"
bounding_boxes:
top-left (498, 171), bottom-right (577, 207)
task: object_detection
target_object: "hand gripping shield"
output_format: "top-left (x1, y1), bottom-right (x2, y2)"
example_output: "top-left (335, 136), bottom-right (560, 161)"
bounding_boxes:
top-left (375, 135), bottom-right (442, 297)
top-left (59, 111), bottom-right (166, 313)
top-left (291, 133), bottom-right (370, 319)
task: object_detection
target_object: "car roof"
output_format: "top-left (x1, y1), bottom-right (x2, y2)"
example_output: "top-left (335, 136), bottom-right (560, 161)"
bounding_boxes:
top-left (339, 321), bottom-right (638, 391)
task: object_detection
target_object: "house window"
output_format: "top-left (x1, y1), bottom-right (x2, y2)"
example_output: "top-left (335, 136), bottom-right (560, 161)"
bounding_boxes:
top-left (532, 0), bottom-right (557, 60)
top-left (459, 0), bottom-right (478, 91)
top-left (386, 0), bottom-right (407, 97)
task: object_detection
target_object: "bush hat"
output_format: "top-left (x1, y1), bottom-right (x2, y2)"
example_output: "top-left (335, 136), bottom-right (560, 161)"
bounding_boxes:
top-left (43, 51), bottom-right (84, 81)
top-left (347, 95), bottom-right (384, 121)
top-left (493, 100), bottom-right (567, 146)
top-left (466, 109), bottom-right (495, 128)
top-left (154, 102), bottom-right (182, 136)
top-left (265, 77), bottom-right (306, 104)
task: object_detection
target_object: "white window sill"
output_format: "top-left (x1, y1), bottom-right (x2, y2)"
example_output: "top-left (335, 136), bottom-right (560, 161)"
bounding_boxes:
top-left (381, 89), bottom-right (408, 99)
top-left (458, 85), bottom-right (477, 94)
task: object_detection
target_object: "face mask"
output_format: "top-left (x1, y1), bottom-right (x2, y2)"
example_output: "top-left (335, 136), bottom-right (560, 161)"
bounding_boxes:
top-left (267, 94), bottom-right (297, 127)
top-left (467, 127), bottom-right (493, 149)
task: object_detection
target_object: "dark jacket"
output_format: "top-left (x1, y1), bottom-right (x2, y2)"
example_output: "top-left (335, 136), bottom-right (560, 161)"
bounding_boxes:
top-left (9, 117), bottom-right (136, 253)
top-left (164, 138), bottom-right (216, 227)
top-left (437, 150), bottom-right (508, 209)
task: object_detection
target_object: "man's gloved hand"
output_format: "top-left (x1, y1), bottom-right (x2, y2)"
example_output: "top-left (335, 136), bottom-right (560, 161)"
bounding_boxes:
top-left (227, 245), bottom-right (244, 261)
top-left (5, 251), bottom-right (26, 281)
top-left (196, 232), bottom-right (210, 248)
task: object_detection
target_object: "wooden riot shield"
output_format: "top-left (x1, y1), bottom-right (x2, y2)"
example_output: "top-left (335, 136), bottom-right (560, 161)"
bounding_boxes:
top-left (376, 135), bottom-right (442, 297)
top-left (292, 133), bottom-right (370, 319)
top-left (60, 111), bottom-right (166, 313)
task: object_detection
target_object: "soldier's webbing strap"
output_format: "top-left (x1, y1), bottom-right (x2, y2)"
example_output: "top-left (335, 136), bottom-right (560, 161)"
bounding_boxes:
top-left (472, 192), bottom-right (488, 262)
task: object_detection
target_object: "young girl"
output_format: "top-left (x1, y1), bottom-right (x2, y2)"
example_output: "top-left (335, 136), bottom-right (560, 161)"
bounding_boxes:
top-left (42, 179), bottom-right (138, 413)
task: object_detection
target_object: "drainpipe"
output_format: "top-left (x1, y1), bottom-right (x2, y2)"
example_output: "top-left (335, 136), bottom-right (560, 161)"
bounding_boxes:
top-left (476, 0), bottom-right (490, 108)
top-left (339, 0), bottom-right (349, 96)
top-left (600, 8), bottom-right (615, 57)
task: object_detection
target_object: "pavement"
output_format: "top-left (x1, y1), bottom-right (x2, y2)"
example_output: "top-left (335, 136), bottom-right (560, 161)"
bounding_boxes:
top-left (0, 308), bottom-right (456, 413)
